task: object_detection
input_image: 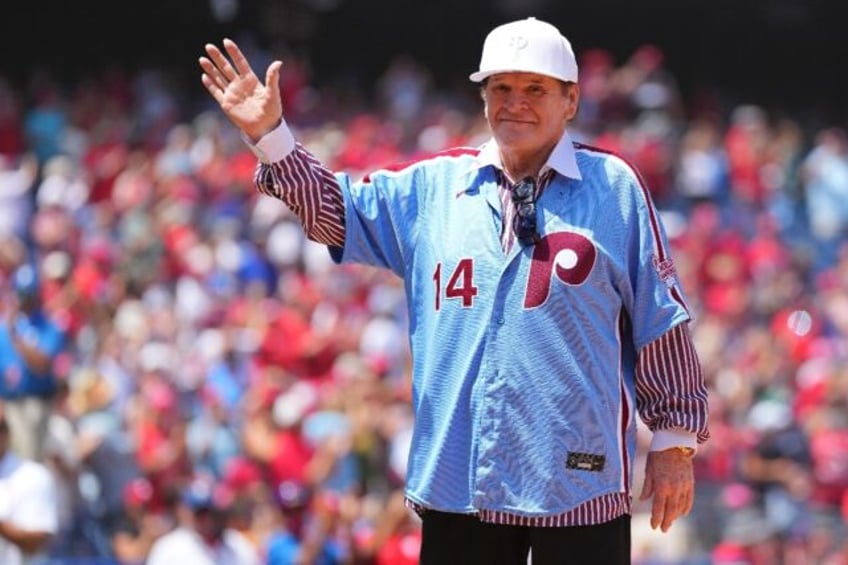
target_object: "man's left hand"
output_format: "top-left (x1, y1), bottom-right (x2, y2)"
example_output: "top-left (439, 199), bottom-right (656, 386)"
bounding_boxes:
top-left (639, 448), bottom-right (694, 532)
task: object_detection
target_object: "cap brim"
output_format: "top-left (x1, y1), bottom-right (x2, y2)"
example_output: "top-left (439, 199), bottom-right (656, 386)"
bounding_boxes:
top-left (469, 69), bottom-right (496, 82)
top-left (469, 68), bottom-right (575, 83)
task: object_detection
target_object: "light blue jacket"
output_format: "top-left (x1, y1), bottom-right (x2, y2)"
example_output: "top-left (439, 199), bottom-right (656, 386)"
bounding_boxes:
top-left (329, 132), bottom-right (692, 517)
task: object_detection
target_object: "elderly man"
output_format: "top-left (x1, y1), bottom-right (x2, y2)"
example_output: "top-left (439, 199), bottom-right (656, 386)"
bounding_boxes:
top-left (199, 16), bottom-right (709, 564)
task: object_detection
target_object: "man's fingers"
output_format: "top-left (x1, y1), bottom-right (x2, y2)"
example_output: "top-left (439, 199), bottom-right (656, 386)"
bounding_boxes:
top-left (205, 43), bottom-right (239, 81)
top-left (652, 491), bottom-right (691, 531)
top-left (199, 57), bottom-right (228, 91)
top-left (650, 490), bottom-right (666, 530)
top-left (651, 491), bottom-right (676, 531)
top-left (200, 73), bottom-right (224, 105)
top-left (661, 496), bottom-right (680, 532)
top-left (223, 38), bottom-right (255, 79)
top-left (682, 487), bottom-right (694, 516)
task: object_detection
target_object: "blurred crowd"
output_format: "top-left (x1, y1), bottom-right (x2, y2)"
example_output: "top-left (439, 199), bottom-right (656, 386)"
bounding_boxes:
top-left (0, 36), bottom-right (847, 565)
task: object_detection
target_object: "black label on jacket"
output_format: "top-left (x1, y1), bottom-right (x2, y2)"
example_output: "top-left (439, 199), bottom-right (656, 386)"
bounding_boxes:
top-left (566, 451), bottom-right (606, 472)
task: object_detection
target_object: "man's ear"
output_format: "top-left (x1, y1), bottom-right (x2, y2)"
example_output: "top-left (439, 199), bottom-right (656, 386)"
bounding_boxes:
top-left (564, 82), bottom-right (580, 121)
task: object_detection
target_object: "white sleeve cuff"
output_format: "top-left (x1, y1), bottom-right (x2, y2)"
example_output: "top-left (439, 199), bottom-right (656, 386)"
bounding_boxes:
top-left (649, 429), bottom-right (697, 453)
top-left (243, 119), bottom-right (296, 163)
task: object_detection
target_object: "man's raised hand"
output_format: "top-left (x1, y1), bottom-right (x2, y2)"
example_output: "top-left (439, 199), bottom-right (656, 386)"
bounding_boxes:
top-left (199, 38), bottom-right (283, 142)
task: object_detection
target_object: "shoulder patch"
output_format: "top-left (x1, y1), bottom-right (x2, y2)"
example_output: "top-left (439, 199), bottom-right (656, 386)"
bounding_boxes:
top-left (653, 255), bottom-right (678, 287)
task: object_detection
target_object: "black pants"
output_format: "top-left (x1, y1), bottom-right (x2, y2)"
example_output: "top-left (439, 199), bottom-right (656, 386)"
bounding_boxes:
top-left (420, 511), bottom-right (631, 565)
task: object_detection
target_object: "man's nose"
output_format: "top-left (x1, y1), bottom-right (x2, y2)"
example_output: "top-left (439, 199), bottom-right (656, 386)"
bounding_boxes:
top-left (503, 91), bottom-right (529, 111)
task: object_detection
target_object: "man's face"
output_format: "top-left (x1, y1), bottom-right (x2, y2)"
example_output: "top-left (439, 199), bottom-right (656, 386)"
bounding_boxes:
top-left (482, 72), bottom-right (579, 156)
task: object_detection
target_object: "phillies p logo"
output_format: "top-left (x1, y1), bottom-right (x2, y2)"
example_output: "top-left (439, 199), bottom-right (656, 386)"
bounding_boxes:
top-left (509, 35), bottom-right (528, 61)
top-left (524, 232), bottom-right (596, 309)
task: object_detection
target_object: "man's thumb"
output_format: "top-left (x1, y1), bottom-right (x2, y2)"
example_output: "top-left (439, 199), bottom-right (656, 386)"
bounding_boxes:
top-left (266, 60), bottom-right (283, 93)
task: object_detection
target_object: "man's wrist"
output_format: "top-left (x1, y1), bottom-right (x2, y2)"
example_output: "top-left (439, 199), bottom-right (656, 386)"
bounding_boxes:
top-left (650, 428), bottom-right (697, 454)
top-left (243, 118), bottom-right (295, 163)
top-left (245, 117), bottom-right (283, 144)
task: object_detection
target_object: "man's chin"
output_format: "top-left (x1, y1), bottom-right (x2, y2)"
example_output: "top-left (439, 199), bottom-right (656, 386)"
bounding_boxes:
top-left (495, 131), bottom-right (534, 151)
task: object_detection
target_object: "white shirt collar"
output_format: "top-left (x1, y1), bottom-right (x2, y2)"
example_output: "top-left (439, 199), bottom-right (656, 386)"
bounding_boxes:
top-left (472, 130), bottom-right (583, 181)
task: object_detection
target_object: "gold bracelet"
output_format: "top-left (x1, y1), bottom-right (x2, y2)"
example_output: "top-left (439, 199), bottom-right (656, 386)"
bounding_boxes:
top-left (665, 446), bottom-right (696, 457)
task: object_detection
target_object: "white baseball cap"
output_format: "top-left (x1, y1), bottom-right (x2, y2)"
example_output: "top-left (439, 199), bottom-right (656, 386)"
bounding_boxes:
top-left (469, 17), bottom-right (579, 84)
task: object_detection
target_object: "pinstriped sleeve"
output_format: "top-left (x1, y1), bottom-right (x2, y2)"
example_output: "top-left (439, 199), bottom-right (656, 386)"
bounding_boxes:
top-left (254, 143), bottom-right (347, 248)
top-left (635, 323), bottom-right (710, 443)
